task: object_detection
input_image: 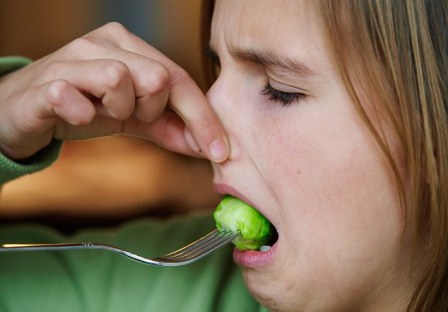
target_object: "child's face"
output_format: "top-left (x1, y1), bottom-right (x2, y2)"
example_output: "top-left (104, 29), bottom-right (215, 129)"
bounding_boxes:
top-left (209, 0), bottom-right (414, 310)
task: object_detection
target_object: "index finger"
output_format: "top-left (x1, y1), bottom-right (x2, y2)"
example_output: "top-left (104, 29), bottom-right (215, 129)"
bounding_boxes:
top-left (168, 67), bottom-right (230, 163)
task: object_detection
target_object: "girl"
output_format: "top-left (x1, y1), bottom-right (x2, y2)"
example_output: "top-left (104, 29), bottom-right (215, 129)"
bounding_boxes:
top-left (201, 0), bottom-right (447, 310)
top-left (0, 0), bottom-right (446, 311)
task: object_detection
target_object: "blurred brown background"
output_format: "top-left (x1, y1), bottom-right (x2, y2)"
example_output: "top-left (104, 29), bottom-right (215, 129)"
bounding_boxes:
top-left (0, 0), bottom-right (219, 229)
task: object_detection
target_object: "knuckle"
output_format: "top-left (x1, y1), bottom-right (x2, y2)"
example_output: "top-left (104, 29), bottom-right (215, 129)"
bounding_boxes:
top-left (65, 37), bottom-right (95, 55)
top-left (102, 61), bottom-right (129, 90)
top-left (142, 63), bottom-right (170, 96)
top-left (45, 79), bottom-right (71, 104)
top-left (102, 22), bottom-right (130, 37)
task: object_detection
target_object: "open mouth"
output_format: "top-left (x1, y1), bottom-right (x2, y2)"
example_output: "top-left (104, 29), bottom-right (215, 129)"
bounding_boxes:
top-left (212, 189), bottom-right (279, 252)
top-left (257, 223), bottom-right (279, 252)
top-left (232, 221), bottom-right (279, 267)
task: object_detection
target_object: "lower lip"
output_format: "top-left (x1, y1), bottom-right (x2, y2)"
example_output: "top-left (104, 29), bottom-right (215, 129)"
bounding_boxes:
top-left (232, 242), bottom-right (278, 267)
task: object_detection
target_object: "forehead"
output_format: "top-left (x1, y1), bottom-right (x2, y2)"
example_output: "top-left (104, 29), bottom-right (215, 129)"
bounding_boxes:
top-left (211, 0), bottom-right (329, 72)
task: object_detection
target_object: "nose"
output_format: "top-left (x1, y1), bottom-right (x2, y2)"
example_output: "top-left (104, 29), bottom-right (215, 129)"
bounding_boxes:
top-left (206, 77), bottom-right (243, 162)
top-left (206, 77), bottom-right (228, 116)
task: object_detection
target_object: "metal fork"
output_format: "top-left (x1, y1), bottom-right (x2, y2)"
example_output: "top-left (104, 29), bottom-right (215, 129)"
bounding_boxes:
top-left (0, 229), bottom-right (239, 267)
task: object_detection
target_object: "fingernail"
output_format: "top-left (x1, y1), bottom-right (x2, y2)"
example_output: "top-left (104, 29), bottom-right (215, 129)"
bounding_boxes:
top-left (209, 137), bottom-right (229, 163)
top-left (184, 128), bottom-right (201, 152)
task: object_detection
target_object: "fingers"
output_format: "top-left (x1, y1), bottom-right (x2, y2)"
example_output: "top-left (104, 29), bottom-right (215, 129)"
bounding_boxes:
top-left (0, 79), bottom-right (94, 160)
top-left (49, 44), bottom-right (172, 124)
top-left (168, 69), bottom-right (230, 163)
top-left (87, 23), bottom-right (230, 162)
top-left (38, 79), bottom-right (96, 125)
top-left (29, 57), bottom-right (200, 158)
top-left (3, 22), bottom-right (229, 162)
top-left (125, 56), bottom-right (170, 123)
top-left (120, 61), bottom-right (228, 162)
top-left (35, 56), bottom-right (170, 123)
top-left (123, 111), bottom-right (201, 157)
top-left (38, 60), bottom-right (135, 120)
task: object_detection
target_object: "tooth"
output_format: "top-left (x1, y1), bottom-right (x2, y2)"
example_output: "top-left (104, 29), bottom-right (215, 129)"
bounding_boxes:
top-left (259, 245), bottom-right (271, 252)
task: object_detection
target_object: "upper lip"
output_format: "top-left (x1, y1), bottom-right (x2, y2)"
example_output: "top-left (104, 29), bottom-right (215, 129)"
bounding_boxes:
top-left (214, 183), bottom-right (258, 209)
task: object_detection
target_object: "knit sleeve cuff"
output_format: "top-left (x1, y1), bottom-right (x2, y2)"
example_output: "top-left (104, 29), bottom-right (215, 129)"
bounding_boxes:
top-left (0, 56), bottom-right (32, 76)
top-left (0, 140), bottom-right (63, 185)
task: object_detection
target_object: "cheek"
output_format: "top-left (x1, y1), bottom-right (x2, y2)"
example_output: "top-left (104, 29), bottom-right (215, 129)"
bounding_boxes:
top-left (251, 114), bottom-right (406, 304)
top-left (252, 104), bottom-right (403, 251)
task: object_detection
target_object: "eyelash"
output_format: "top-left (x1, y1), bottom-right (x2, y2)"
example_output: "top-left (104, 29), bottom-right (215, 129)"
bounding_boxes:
top-left (261, 82), bottom-right (307, 106)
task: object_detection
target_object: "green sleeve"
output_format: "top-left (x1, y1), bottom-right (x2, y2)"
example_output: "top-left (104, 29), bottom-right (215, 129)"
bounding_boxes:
top-left (0, 56), bottom-right (32, 76)
top-left (0, 56), bottom-right (63, 184)
top-left (0, 214), bottom-right (263, 312)
top-left (0, 139), bottom-right (62, 185)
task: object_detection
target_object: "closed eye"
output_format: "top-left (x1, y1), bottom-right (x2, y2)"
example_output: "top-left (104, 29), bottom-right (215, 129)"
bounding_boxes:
top-left (205, 45), bottom-right (221, 77)
top-left (261, 82), bottom-right (307, 106)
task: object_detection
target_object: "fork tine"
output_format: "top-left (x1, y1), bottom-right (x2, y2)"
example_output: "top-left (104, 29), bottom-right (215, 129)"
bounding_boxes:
top-left (173, 235), bottom-right (236, 261)
top-left (162, 231), bottom-right (231, 261)
top-left (161, 229), bottom-right (222, 258)
top-left (155, 230), bottom-right (238, 263)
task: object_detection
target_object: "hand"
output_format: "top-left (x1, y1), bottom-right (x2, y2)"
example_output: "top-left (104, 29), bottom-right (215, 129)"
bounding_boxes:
top-left (0, 22), bottom-right (229, 162)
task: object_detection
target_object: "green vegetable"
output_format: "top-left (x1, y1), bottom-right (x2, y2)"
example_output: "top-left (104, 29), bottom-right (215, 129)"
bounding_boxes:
top-left (213, 196), bottom-right (274, 250)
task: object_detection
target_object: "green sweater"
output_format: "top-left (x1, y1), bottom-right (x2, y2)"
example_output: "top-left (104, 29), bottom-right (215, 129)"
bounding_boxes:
top-left (0, 57), bottom-right (263, 312)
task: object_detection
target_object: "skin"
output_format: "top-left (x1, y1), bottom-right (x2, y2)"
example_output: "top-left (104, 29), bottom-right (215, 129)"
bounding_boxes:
top-left (209, 1), bottom-right (417, 311)
top-left (0, 22), bottom-right (229, 163)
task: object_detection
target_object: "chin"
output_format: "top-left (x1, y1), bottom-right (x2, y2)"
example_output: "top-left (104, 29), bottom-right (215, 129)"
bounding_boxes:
top-left (244, 272), bottom-right (284, 311)
top-left (240, 263), bottom-right (298, 312)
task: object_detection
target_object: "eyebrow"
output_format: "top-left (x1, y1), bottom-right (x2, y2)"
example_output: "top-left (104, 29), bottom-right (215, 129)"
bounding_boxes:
top-left (229, 46), bottom-right (315, 76)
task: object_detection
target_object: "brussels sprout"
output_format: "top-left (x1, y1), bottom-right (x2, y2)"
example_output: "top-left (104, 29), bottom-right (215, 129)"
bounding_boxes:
top-left (213, 196), bottom-right (274, 250)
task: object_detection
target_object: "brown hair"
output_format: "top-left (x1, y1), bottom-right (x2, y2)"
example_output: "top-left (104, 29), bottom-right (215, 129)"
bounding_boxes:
top-left (315, 1), bottom-right (447, 310)
top-left (200, 0), bottom-right (447, 310)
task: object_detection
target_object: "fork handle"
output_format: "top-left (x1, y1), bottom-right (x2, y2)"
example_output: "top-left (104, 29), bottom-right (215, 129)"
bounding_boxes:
top-left (0, 242), bottom-right (161, 266)
top-left (1, 242), bottom-right (98, 251)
